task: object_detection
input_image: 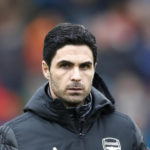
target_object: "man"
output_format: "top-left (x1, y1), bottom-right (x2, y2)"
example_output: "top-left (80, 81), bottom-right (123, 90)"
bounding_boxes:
top-left (0, 23), bottom-right (148, 150)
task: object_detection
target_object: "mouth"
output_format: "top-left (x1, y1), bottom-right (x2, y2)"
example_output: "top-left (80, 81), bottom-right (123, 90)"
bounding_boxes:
top-left (67, 88), bottom-right (83, 93)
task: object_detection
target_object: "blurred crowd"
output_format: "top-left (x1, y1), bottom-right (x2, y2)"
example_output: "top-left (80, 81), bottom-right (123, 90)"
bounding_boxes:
top-left (0, 0), bottom-right (150, 146)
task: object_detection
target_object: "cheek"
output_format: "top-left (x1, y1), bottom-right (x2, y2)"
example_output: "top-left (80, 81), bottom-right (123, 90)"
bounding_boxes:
top-left (82, 71), bottom-right (95, 85)
top-left (54, 72), bottom-right (70, 86)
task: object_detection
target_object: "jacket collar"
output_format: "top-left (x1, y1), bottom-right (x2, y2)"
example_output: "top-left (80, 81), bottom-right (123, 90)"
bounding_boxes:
top-left (24, 73), bottom-right (115, 124)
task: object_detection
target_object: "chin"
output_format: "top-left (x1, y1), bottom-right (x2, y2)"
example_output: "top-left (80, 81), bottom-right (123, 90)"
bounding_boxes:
top-left (62, 96), bottom-right (85, 107)
top-left (63, 101), bottom-right (84, 107)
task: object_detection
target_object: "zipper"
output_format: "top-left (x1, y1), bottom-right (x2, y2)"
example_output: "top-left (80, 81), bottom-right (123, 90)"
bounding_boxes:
top-left (79, 119), bottom-right (85, 150)
top-left (79, 132), bottom-right (84, 136)
top-left (79, 131), bottom-right (85, 150)
top-left (79, 118), bottom-right (85, 135)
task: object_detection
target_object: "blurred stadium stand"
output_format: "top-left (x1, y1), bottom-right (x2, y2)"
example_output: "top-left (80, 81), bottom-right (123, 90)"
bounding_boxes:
top-left (0, 0), bottom-right (150, 147)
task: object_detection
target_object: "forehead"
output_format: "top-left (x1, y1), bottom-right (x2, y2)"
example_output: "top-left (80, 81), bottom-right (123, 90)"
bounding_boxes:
top-left (52, 45), bottom-right (94, 64)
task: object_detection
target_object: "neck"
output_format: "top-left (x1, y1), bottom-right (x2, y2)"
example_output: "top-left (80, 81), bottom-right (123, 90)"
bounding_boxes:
top-left (62, 100), bottom-right (85, 108)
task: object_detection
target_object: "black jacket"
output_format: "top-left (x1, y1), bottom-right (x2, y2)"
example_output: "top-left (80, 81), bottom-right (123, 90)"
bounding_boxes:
top-left (0, 73), bottom-right (148, 150)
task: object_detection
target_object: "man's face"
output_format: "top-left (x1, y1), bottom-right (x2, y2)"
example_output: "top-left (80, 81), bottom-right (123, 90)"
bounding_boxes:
top-left (42, 45), bottom-right (95, 106)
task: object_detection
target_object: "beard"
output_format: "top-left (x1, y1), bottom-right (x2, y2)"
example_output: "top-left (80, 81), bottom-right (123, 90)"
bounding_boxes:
top-left (49, 73), bottom-right (92, 107)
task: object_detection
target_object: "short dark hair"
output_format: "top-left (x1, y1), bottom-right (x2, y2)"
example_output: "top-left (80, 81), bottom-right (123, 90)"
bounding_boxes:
top-left (43, 23), bottom-right (97, 67)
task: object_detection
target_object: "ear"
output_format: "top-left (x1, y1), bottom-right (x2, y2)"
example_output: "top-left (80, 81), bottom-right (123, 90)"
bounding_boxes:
top-left (42, 60), bottom-right (50, 80)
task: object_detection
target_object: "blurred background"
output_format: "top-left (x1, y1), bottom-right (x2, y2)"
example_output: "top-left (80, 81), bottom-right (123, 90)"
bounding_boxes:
top-left (0, 0), bottom-right (150, 146)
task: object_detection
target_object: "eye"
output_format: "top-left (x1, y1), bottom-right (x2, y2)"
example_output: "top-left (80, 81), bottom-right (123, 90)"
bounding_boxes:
top-left (60, 63), bottom-right (72, 69)
top-left (80, 63), bottom-right (91, 70)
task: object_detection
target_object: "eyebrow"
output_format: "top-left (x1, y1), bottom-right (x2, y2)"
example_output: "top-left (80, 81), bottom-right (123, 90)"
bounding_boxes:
top-left (57, 60), bottom-right (93, 66)
top-left (57, 60), bottom-right (73, 66)
top-left (80, 61), bottom-right (93, 66)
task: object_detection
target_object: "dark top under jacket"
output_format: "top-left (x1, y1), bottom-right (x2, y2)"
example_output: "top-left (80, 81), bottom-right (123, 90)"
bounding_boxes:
top-left (0, 73), bottom-right (148, 150)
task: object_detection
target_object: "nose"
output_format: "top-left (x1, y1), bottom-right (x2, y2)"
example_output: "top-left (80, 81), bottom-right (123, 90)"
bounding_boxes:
top-left (70, 67), bottom-right (81, 81)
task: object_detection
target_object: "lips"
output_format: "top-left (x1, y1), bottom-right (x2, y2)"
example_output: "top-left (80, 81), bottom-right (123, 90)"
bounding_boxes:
top-left (67, 88), bottom-right (83, 93)
top-left (68, 88), bottom-right (82, 90)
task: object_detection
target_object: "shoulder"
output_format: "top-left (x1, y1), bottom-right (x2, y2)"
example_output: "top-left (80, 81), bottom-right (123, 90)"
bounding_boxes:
top-left (107, 111), bottom-right (139, 131)
top-left (100, 110), bottom-right (142, 139)
top-left (106, 111), bottom-right (147, 149)
top-left (111, 111), bottom-right (135, 124)
top-left (3, 112), bottom-right (33, 129)
top-left (0, 112), bottom-right (34, 150)
top-left (0, 124), bottom-right (18, 149)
